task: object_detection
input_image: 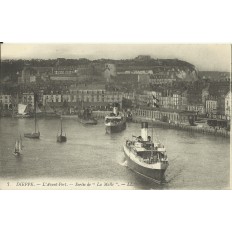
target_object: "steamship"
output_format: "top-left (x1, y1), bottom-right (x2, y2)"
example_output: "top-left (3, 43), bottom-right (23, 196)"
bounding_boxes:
top-left (123, 122), bottom-right (169, 183)
top-left (105, 103), bottom-right (126, 134)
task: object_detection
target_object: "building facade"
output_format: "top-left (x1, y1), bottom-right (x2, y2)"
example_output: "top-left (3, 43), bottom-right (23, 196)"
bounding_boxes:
top-left (205, 100), bottom-right (217, 113)
top-left (0, 94), bottom-right (11, 109)
top-left (225, 91), bottom-right (231, 119)
top-left (22, 93), bottom-right (34, 107)
top-left (187, 104), bottom-right (205, 114)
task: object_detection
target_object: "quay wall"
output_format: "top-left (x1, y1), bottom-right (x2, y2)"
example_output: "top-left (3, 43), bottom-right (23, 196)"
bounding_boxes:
top-left (92, 109), bottom-right (230, 138)
top-left (132, 115), bottom-right (230, 138)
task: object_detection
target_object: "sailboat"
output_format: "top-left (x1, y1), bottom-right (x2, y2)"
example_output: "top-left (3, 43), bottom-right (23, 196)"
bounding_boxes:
top-left (13, 137), bottom-right (23, 156)
top-left (44, 103), bottom-right (59, 117)
top-left (24, 94), bottom-right (40, 139)
top-left (15, 103), bottom-right (31, 118)
top-left (57, 116), bottom-right (67, 143)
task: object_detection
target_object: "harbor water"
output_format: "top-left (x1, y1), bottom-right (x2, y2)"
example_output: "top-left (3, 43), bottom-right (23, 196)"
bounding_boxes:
top-left (0, 117), bottom-right (230, 189)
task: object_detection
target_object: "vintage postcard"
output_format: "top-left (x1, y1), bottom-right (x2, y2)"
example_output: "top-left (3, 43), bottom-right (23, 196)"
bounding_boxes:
top-left (0, 44), bottom-right (231, 190)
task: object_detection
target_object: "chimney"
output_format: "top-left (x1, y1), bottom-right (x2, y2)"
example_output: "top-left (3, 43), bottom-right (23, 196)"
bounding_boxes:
top-left (113, 106), bottom-right (118, 115)
top-left (141, 122), bottom-right (148, 141)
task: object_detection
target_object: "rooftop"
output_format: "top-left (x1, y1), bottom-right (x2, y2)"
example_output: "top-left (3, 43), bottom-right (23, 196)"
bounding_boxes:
top-left (70, 84), bottom-right (106, 91)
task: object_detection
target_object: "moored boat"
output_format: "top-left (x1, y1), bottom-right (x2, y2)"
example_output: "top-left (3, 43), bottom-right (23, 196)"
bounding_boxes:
top-left (13, 136), bottom-right (23, 156)
top-left (24, 131), bottom-right (40, 139)
top-left (78, 108), bottom-right (97, 125)
top-left (14, 103), bottom-right (32, 118)
top-left (105, 104), bottom-right (126, 133)
top-left (24, 93), bottom-right (40, 139)
top-left (123, 122), bottom-right (168, 183)
top-left (57, 116), bottom-right (67, 143)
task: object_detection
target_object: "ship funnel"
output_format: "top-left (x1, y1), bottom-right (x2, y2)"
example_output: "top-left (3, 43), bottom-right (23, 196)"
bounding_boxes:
top-left (113, 107), bottom-right (118, 115)
top-left (141, 122), bottom-right (148, 141)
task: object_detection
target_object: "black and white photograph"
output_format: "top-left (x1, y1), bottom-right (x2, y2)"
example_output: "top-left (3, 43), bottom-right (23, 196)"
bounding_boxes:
top-left (1, 1), bottom-right (232, 232)
top-left (0, 44), bottom-right (230, 190)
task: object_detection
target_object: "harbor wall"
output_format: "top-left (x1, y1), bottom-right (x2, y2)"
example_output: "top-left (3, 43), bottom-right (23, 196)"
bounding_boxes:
top-left (132, 115), bottom-right (230, 138)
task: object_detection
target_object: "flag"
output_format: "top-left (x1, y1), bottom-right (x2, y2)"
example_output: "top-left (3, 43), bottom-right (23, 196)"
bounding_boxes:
top-left (152, 95), bottom-right (159, 102)
top-left (152, 95), bottom-right (159, 108)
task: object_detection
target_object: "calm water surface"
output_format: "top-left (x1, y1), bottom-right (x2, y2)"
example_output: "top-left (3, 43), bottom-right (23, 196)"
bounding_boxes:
top-left (0, 117), bottom-right (230, 189)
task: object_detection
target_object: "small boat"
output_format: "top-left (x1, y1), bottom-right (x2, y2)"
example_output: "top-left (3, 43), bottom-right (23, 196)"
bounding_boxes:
top-left (13, 137), bottom-right (23, 156)
top-left (57, 116), bottom-right (67, 143)
top-left (14, 103), bottom-right (32, 118)
top-left (123, 122), bottom-right (169, 184)
top-left (78, 108), bottom-right (97, 125)
top-left (24, 93), bottom-right (40, 139)
top-left (24, 131), bottom-right (40, 139)
top-left (78, 117), bottom-right (98, 125)
top-left (105, 104), bottom-right (126, 133)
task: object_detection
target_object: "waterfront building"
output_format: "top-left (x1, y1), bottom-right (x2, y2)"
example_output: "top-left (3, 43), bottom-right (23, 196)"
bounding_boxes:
top-left (0, 94), bottom-right (12, 109)
top-left (42, 91), bottom-right (62, 105)
top-left (160, 92), bottom-right (187, 110)
top-left (206, 99), bottom-right (217, 114)
top-left (62, 91), bottom-right (72, 103)
top-left (225, 91), bottom-right (231, 119)
top-left (22, 92), bottom-right (34, 107)
top-left (134, 107), bottom-right (196, 124)
top-left (69, 84), bottom-right (123, 107)
top-left (187, 104), bottom-right (205, 114)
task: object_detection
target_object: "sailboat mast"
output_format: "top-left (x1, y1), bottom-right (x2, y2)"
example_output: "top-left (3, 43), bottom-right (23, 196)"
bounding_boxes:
top-left (15, 140), bottom-right (19, 152)
top-left (61, 117), bottom-right (63, 135)
top-left (15, 140), bottom-right (17, 152)
top-left (19, 140), bottom-right (22, 151)
top-left (20, 134), bottom-right (23, 148)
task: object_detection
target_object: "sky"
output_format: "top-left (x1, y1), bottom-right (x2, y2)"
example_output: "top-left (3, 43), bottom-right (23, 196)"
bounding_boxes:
top-left (1, 44), bottom-right (231, 72)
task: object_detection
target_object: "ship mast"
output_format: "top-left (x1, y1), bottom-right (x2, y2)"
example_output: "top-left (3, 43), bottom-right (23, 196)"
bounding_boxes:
top-left (60, 116), bottom-right (63, 136)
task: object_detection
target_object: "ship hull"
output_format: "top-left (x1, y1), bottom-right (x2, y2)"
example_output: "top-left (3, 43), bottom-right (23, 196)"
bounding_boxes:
top-left (13, 114), bottom-right (32, 118)
top-left (13, 151), bottom-right (21, 156)
top-left (123, 146), bottom-right (167, 183)
top-left (105, 121), bottom-right (126, 134)
top-left (24, 132), bottom-right (40, 139)
top-left (78, 118), bottom-right (97, 125)
top-left (57, 135), bottom-right (67, 143)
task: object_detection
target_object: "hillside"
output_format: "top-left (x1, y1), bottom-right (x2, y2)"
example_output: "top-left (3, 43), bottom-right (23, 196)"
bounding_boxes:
top-left (0, 56), bottom-right (198, 82)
